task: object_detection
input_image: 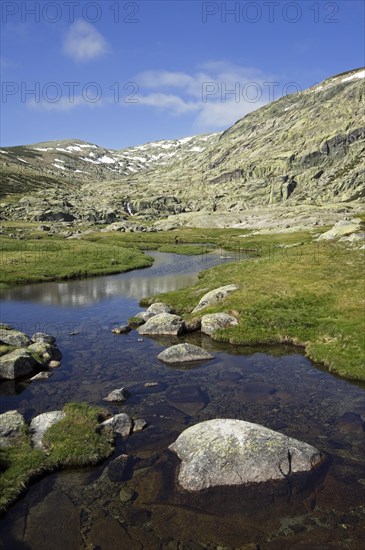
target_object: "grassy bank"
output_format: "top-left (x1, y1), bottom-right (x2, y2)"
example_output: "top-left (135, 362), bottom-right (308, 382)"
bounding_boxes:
top-left (144, 235), bottom-right (365, 382)
top-left (0, 234), bottom-right (154, 288)
top-left (0, 403), bottom-right (114, 514)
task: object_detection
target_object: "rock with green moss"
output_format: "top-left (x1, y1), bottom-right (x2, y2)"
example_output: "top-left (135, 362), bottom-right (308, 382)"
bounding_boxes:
top-left (169, 419), bottom-right (324, 491)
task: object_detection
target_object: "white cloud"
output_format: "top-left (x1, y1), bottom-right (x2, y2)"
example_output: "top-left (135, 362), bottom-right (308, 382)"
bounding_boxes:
top-left (131, 62), bottom-right (276, 130)
top-left (63, 20), bottom-right (109, 62)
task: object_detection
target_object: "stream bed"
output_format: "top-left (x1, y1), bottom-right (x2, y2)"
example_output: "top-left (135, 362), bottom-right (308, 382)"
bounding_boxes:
top-left (0, 251), bottom-right (364, 549)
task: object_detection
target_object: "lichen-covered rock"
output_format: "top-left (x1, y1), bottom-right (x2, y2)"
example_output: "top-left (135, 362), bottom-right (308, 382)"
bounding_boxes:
top-left (31, 332), bottom-right (56, 344)
top-left (0, 329), bottom-right (31, 348)
top-left (169, 419), bottom-right (324, 491)
top-left (0, 410), bottom-right (25, 447)
top-left (201, 313), bottom-right (238, 336)
top-left (27, 342), bottom-right (62, 366)
top-left (138, 313), bottom-right (185, 336)
top-left (146, 302), bottom-right (172, 315)
top-left (192, 285), bottom-right (239, 313)
top-left (0, 349), bottom-right (41, 380)
top-left (157, 343), bottom-right (214, 364)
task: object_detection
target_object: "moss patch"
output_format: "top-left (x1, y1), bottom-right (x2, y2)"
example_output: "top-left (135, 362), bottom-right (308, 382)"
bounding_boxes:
top-left (0, 403), bottom-right (114, 515)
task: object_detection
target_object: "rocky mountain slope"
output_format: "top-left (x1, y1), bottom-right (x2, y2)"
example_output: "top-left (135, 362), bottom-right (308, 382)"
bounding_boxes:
top-left (1, 67), bottom-right (364, 227)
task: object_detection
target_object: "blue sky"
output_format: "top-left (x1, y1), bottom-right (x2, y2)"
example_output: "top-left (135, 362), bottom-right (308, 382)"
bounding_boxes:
top-left (1, 0), bottom-right (364, 149)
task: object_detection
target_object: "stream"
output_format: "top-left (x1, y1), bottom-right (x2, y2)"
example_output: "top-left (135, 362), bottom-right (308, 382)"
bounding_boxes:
top-left (0, 250), bottom-right (364, 549)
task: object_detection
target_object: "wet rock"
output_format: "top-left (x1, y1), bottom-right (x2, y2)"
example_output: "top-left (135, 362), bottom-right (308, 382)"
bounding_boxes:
top-left (0, 410), bottom-right (25, 447)
top-left (138, 313), bottom-right (185, 336)
top-left (101, 413), bottom-right (132, 437)
top-left (85, 516), bottom-right (132, 549)
top-left (157, 343), bottom-right (214, 364)
top-left (169, 419), bottom-right (324, 491)
top-left (119, 486), bottom-right (137, 503)
top-left (133, 419), bottom-right (147, 433)
top-left (0, 349), bottom-right (41, 380)
top-left (201, 312), bottom-right (238, 336)
top-left (104, 454), bottom-right (130, 482)
top-left (192, 284), bottom-right (239, 313)
top-left (30, 411), bottom-right (65, 449)
top-left (49, 360), bottom-right (61, 368)
top-left (103, 387), bottom-right (130, 403)
top-left (146, 302), bottom-right (172, 315)
top-left (30, 371), bottom-right (53, 381)
top-left (31, 332), bottom-right (56, 344)
top-left (0, 328), bottom-right (31, 347)
top-left (111, 325), bottom-right (132, 334)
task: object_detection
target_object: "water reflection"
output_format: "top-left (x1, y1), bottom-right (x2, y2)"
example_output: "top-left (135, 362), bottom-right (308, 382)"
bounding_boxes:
top-left (0, 251), bottom-right (233, 306)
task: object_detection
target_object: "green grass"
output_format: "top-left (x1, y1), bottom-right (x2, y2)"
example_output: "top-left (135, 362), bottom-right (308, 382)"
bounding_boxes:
top-left (145, 235), bottom-right (365, 382)
top-left (0, 234), bottom-right (153, 287)
top-left (0, 403), bottom-right (114, 515)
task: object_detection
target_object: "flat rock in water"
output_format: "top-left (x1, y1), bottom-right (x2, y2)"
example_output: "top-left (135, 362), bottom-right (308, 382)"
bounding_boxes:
top-left (138, 313), bottom-right (185, 336)
top-left (166, 385), bottom-right (209, 417)
top-left (30, 371), bottom-right (53, 381)
top-left (201, 313), bottom-right (238, 336)
top-left (157, 343), bottom-right (214, 364)
top-left (192, 285), bottom-right (239, 313)
top-left (30, 411), bottom-right (65, 449)
top-left (169, 419), bottom-right (324, 491)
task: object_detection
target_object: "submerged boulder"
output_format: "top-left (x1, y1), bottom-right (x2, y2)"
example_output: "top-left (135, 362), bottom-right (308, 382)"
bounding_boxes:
top-left (169, 419), bottom-right (324, 491)
top-left (138, 313), bottom-right (185, 336)
top-left (192, 285), bottom-right (239, 313)
top-left (157, 343), bottom-right (214, 364)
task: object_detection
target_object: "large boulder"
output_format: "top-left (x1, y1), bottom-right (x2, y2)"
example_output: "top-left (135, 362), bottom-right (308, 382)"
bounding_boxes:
top-left (157, 343), bottom-right (214, 364)
top-left (201, 313), bottom-right (238, 336)
top-left (169, 419), bottom-right (324, 491)
top-left (138, 313), bottom-right (185, 336)
top-left (192, 285), bottom-right (239, 313)
top-left (30, 411), bottom-right (65, 449)
top-left (0, 410), bottom-right (25, 447)
top-left (0, 349), bottom-right (41, 380)
top-left (0, 329), bottom-right (31, 347)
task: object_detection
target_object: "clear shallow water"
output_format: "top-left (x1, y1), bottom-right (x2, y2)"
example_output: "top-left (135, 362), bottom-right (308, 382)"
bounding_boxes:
top-left (0, 251), bottom-right (364, 549)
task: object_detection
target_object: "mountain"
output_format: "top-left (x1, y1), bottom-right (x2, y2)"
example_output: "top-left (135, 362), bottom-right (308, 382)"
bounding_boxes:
top-left (1, 67), bottom-right (364, 226)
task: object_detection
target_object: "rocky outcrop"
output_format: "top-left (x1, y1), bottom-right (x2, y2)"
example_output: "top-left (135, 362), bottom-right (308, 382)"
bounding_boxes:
top-left (138, 313), bottom-right (185, 336)
top-left (201, 313), bottom-right (238, 336)
top-left (157, 343), bottom-right (214, 364)
top-left (30, 411), bottom-right (65, 449)
top-left (169, 419), bottom-right (324, 491)
top-left (192, 285), bottom-right (239, 313)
